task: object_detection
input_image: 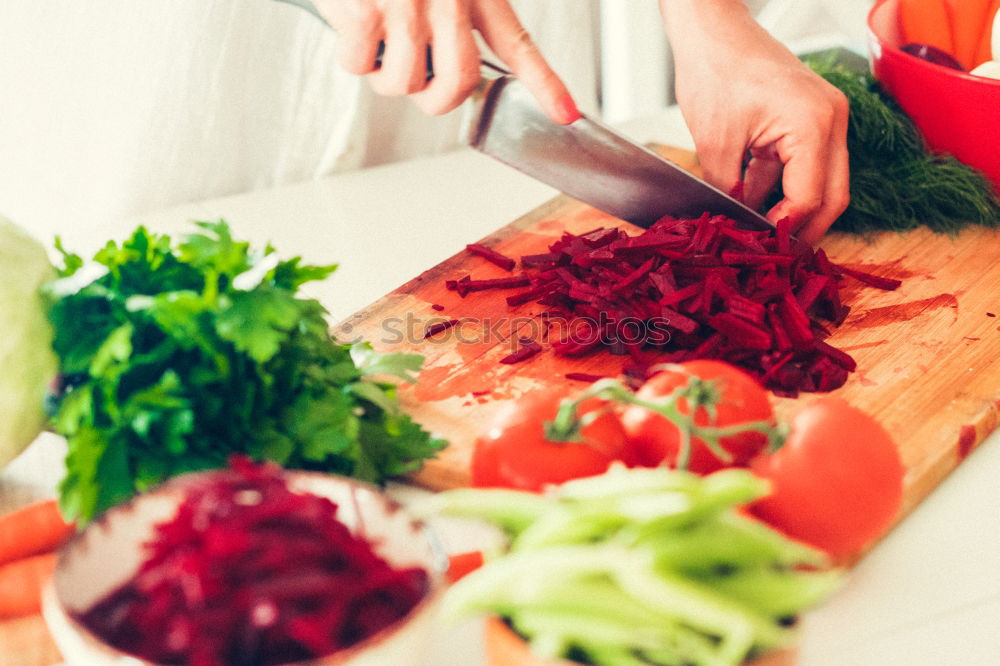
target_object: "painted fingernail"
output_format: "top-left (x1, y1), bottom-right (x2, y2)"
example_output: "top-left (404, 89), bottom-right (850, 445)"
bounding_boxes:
top-left (555, 95), bottom-right (581, 124)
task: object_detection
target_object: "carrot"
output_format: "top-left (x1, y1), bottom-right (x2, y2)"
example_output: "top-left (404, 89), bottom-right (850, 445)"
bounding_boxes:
top-left (900, 0), bottom-right (956, 56)
top-left (446, 550), bottom-right (484, 584)
top-left (946, 0), bottom-right (994, 69)
top-left (973, 2), bottom-right (1000, 67)
top-left (0, 499), bottom-right (75, 566)
top-left (0, 552), bottom-right (57, 617)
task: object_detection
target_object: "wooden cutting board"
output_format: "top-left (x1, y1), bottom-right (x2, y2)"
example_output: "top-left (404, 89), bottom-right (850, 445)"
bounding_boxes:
top-left (338, 146), bottom-right (1000, 521)
top-left (4, 147), bottom-right (998, 663)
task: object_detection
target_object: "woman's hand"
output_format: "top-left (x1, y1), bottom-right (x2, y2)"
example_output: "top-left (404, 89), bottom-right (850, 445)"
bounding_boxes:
top-left (315, 0), bottom-right (580, 124)
top-left (661, 0), bottom-right (850, 245)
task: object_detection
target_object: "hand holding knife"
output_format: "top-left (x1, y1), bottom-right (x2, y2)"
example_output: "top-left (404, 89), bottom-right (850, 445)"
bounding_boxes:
top-left (274, 0), bottom-right (774, 232)
top-left (275, 0), bottom-right (580, 125)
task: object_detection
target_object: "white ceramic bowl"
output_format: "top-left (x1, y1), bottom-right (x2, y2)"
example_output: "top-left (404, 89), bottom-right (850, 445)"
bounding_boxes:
top-left (42, 469), bottom-right (447, 666)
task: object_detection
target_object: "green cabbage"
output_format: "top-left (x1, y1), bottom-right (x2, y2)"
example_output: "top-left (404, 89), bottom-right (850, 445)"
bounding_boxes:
top-left (0, 216), bottom-right (57, 468)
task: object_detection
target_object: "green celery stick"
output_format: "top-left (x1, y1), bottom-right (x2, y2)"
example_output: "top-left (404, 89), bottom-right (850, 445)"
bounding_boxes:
top-left (611, 563), bottom-right (792, 659)
top-left (697, 568), bottom-right (843, 617)
top-left (512, 506), bottom-right (629, 551)
top-left (414, 487), bottom-right (549, 536)
top-left (440, 544), bottom-right (626, 621)
top-left (552, 465), bottom-right (703, 501)
top-left (632, 513), bottom-right (828, 573)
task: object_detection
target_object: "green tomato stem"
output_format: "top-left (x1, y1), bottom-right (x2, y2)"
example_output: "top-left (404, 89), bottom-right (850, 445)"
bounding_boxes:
top-left (545, 378), bottom-right (782, 471)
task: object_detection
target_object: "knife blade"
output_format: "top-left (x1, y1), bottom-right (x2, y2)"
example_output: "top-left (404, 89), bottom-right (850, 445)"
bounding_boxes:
top-left (468, 75), bottom-right (773, 231)
top-left (275, 0), bottom-right (772, 231)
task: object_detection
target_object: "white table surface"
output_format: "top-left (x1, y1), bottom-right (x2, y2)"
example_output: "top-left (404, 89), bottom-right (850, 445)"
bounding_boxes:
top-left (4, 106), bottom-right (1000, 666)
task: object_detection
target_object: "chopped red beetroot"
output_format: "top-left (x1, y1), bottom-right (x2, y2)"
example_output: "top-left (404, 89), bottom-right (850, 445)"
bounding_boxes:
top-left (74, 458), bottom-right (429, 666)
top-left (446, 275), bottom-right (531, 297)
top-left (834, 264), bottom-right (903, 291)
top-left (445, 275), bottom-right (472, 296)
top-left (520, 252), bottom-right (561, 269)
top-left (499, 338), bottom-right (543, 364)
top-left (424, 318), bottom-right (460, 339)
top-left (466, 243), bottom-right (516, 271)
top-left (431, 304), bottom-right (445, 311)
top-left (565, 372), bottom-right (607, 383)
top-left (447, 213), bottom-right (902, 396)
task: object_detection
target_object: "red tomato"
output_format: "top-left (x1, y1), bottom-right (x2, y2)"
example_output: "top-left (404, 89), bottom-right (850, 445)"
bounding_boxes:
top-left (750, 397), bottom-right (904, 560)
top-left (471, 387), bottom-right (628, 492)
top-left (621, 360), bottom-right (774, 473)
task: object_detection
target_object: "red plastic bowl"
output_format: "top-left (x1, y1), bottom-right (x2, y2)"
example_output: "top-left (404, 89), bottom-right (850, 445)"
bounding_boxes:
top-left (867, 0), bottom-right (1000, 192)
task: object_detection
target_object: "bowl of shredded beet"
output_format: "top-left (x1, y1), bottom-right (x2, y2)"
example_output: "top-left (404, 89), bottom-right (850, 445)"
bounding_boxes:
top-left (42, 457), bottom-right (447, 666)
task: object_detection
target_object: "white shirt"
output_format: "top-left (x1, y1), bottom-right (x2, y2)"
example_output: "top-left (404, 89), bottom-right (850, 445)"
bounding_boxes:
top-left (0, 0), bottom-right (598, 234)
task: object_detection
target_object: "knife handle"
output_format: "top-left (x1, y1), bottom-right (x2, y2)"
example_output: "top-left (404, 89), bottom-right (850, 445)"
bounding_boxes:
top-left (273, 0), bottom-right (435, 79)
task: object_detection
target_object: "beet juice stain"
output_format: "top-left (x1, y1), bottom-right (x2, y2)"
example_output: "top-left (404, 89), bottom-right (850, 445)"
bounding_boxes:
top-left (846, 293), bottom-right (960, 329)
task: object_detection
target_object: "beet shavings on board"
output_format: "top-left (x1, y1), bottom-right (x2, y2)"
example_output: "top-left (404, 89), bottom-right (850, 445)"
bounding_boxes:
top-left (74, 457), bottom-right (429, 666)
top-left (449, 214), bottom-right (900, 396)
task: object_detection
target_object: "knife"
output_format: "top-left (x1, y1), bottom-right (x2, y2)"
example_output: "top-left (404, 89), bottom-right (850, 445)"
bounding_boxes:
top-left (468, 75), bottom-right (773, 230)
top-left (274, 0), bottom-right (773, 231)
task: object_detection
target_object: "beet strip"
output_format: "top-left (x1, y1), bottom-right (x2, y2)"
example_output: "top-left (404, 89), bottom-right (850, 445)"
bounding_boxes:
top-left (721, 251), bottom-right (796, 266)
top-left (448, 275), bottom-right (532, 294)
top-left (814, 339), bottom-right (858, 371)
top-left (835, 265), bottom-right (903, 291)
top-left (446, 275), bottom-right (472, 297)
top-left (795, 274), bottom-right (831, 312)
top-left (506, 284), bottom-right (558, 307)
top-left (580, 227), bottom-right (619, 246)
top-left (499, 339), bottom-right (543, 364)
top-left (660, 306), bottom-right (700, 335)
top-left (725, 295), bottom-right (767, 326)
top-left (708, 313), bottom-right (772, 350)
top-left (466, 243), bottom-right (516, 271)
top-left (658, 282), bottom-right (702, 308)
top-left (520, 252), bottom-right (561, 269)
top-left (564, 372), bottom-right (607, 383)
top-left (423, 319), bottom-right (460, 339)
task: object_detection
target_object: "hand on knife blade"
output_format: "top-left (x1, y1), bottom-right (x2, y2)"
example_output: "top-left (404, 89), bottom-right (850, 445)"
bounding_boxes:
top-left (275, 0), bottom-right (773, 232)
top-left (467, 76), bottom-right (773, 231)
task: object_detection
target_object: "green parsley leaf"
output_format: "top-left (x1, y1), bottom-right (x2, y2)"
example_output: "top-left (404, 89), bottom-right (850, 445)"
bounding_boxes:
top-left (47, 220), bottom-right (445, 523)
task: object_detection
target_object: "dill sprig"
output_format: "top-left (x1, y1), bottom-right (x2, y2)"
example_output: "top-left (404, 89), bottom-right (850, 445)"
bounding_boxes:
top-left (800, 58), bottom-right (1000, 234)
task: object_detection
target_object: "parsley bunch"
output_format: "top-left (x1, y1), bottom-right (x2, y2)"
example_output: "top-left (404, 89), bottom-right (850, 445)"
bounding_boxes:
top-left (46, 221), bottom-right (444, 523)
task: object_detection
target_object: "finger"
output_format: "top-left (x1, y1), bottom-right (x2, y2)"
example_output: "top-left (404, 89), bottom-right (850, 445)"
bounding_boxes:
top-left (743, 156), bottom-right (782, 211)
top-left (410, 8), bottom-right (480, 115)
top-left (472, 1), bottom-right (579, 124)
top-left (764, 139), bottom-right (825, 237)
top-left (695, 128), bottom-right (747, 201)
top-left (367, 4), bottom-right (431, 96)
top-left (795, 139), bottom-right (849, 245)
top-left (325, 1), bottom-right (384, 75)
top-left (742, 150), bottom-right (783, 211)
top-left (795, 103), bottom-right (851, 245)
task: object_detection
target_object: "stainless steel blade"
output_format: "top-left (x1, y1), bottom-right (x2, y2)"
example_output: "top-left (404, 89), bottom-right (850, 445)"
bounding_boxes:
top-left (468, 76), bottom-right (773, 231)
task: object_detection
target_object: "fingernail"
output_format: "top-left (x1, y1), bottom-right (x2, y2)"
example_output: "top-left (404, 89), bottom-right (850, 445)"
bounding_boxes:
top-left (555, 95), bottom-right (581, 124)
